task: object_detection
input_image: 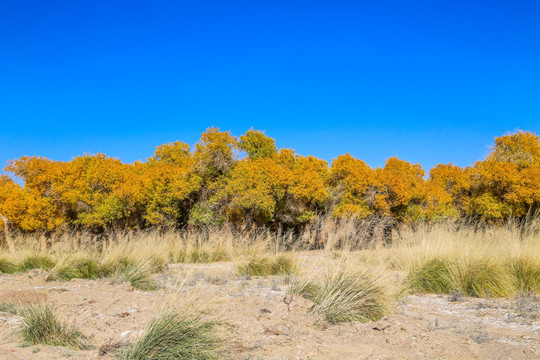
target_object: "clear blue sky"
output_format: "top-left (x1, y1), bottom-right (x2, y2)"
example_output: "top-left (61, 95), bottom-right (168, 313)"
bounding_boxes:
top-left (1, 0), bottom-right (539, 174)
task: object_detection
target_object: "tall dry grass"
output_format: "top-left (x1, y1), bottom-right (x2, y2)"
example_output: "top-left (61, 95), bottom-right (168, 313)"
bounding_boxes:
top-left (0, 217), bottom-right (538, 300)
top-left (398, 219), bottom-right (540, 297)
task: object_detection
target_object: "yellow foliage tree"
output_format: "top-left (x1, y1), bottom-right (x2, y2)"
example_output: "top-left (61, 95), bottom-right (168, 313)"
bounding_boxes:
top-left (330, 154), bottom-right (375, 219)
top-left (1, 129), bottom-right (538, 234)
top-left (237, 129), bottom-right (277, 160)
top-left (0, 174), bottom-right (62, 231)
top-left (142, 142), bottom-right (201, 226)
top-left (194, 127), bottom-right (237, 178)
top-left (222, 149), bottom-right (329, 227)
top-left (488, 130), bottom-right (540, 169)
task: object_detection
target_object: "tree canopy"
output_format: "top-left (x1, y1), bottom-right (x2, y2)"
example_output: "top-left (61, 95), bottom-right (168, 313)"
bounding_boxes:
top-left (1, 129), bottom-right (539, 233)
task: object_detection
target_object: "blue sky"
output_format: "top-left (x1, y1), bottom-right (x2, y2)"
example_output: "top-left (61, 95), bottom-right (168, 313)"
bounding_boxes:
top-left (1, 0), bottom-right (539, 174)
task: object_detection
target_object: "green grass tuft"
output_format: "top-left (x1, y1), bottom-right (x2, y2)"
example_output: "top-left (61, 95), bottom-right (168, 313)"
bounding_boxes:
top-left (121, 308), bottom-right (219, 360)
top-left (182, 247), bottom-right (230, 263)
top-left (0, 302), bottom-right (19, 314)
top-left (288, 278), bottom-right (320, 301)
top-left (19, 255), bottom-right (56, 272)
top-left (0, 258), bottom-right (17, 274)
top-left (237, 255), bottom-right (296, 276)
top-left (509, 256), bottom-right (540, 293)
top-left (101, 257), bottom-right (137, 275)
top-left (107, 260), bottom-right (158, 291)
top-left (452, 258), bottom-right (514, 298)
top-left (20, 304), bottom-right (90, 349)
top-left (290, 269), bottom-right (392, 325)
top-left (48, 258), bottom-right (103, 281)
top-left (408, 258), bottom-right (453, 294)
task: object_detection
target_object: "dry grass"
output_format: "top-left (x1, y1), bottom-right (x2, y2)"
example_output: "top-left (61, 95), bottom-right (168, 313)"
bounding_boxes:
top-left (396, 220), bottom-right (540, 298)
top-left (0, 218), bottom-right (538, 301)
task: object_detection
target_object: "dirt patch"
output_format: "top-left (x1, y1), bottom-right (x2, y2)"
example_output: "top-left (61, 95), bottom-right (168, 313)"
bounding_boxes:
top-left (0, 263), bottom-right (539, 359)
top-left (0, 290), bottom-right (47, 306)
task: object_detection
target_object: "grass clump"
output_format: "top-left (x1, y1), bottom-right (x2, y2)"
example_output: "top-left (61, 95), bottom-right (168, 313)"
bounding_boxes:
top-left (20, 304), bottom-right (89, 349)
top-left (288, 277), bottom-right (320, 301)
top-left (237, 255), bottom-right (297, 276)
top-left (290, 267), bottom-right (393, 325)
top-left (187, 248), bottom-right (213, 263)
top-left (121, 308), bottom-right (219, 360)
top-left (0, 302), bottom-right (19, 314)
top-left (48, 258), bottom-right (103, 281)
top-left (408, 258), bottom-right (453, 294)
top-left (18, 255), bottom-right (56, 272)
top-left (451, 258), bottom-right (514, 298)
top-left (0, 258), bottom-right (17, 273)
top-left (172, 247), bottom-right (230, 264)
top-left (106, 259), bottom-right (158, 291)
top-left (509, 256), bottom-right (540, 293)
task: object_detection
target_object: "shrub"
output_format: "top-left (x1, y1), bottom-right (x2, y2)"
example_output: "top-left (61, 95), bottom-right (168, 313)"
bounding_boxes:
top-left (408, 258), bottom-right (453, 294)
top-left (0, 258), bottom-right (17, 274)
top-left (121, 308), bottom-right (219, 360)
top-left (20, 304), bottom-right (89, 349)
top-left (18, 255), bottom-right (56, 272)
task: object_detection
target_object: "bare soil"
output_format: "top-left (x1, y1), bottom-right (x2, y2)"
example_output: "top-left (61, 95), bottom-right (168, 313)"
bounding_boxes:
top-left (1, 262), bottom-right (539, 359)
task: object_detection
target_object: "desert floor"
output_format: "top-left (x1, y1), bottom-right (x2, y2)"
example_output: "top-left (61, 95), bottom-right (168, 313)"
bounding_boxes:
top-left (1, 262), bottom-right (539, 360)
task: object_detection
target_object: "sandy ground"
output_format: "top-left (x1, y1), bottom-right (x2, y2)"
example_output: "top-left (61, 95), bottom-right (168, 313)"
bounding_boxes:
top-left (0, 263), bottom-right (539, 360)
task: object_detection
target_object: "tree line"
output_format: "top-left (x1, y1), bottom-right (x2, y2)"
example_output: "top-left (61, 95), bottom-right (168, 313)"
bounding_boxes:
top-left (0, 128), bottom-right (539, 234)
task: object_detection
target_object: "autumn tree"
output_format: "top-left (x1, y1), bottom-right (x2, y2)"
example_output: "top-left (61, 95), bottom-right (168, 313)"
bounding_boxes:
top-left (237, 129), bottom-right (277, 160)
top-left (194, 127), bottom-right (237, 178)
top-left (143, 142), bottom-right (201, 226)
top-left (222, 157), bottom-right (284, 226)
top-left (330, 153), bottom-right (375, 219)
top-left (221, 148), bottom-right (329, 229)
top-left (1, 128), bottom-right (538, 234)
top-left (150, 141), bottom-right (191, 165)
top-left (191, 127), bottom-right (238, 226)
top-left (463, 131), bottom-right (540, 220)
top-left (428, 163), bottom-right (469, 218)
top-left (0, 173), bottom-right (62, 232)
top-left (280, 153), bottom-right (329, 224)
top-left (488, 130), bottom-right (540, 169)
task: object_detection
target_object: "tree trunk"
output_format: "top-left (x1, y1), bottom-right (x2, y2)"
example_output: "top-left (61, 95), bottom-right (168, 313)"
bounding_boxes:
top-left (0, 214), bottom-right (16, 253)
